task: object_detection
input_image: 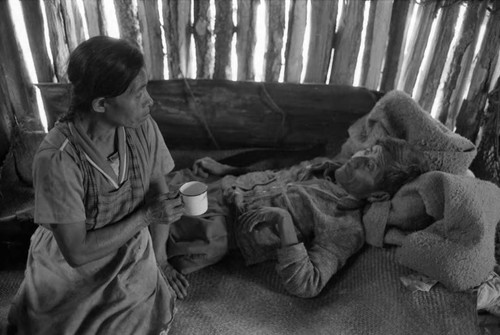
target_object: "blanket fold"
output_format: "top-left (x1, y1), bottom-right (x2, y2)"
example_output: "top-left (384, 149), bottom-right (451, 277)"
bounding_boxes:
top-left (349, 90), bottom-right (500, 291)
top-left (395, 172), bottom-right (500, 290)
top-left (336, 90), bottom-right (476, 174)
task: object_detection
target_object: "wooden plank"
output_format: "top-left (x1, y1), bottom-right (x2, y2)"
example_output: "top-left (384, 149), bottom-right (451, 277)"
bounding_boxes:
top-left (0, 90), bottom-right (12, 166)
top-left (137, 0), bottom-right (164, 79)
top-left (0, 0), bottom-right (39, 124)
top-left (61, 0), bottom-right (86, 52)
top-left (43, 0), bottom-right (70, 82)
top-left (236, 0), bottom-right (258, 81)
top-left (194, 0), bottom-right (213, 79)
top-left (380, 0), bottom-right (411, 92)
top-left (0, 54), bottom-right (14, 165)
top-left (162, 0), bottom-right (191, 79)
top-left (37, 80), bottom-right (380, 153)
top-left (360, 0), bottom-right (377, 86)
top-left (163, 0), bottom-right (181, 78)
top-left (177, 0), bottom-right (192, 77)
top-left (20, 0), bottom-right (54, 83)
top-left (418, 2), bottom-right (460, 112)
top-left (284, 0), bottom-right (307, 83)
top-left (394, 0), bottom-right (416, 88)
top-left (303, 0), bottom-right (337, 84)
top-left (329, 0), bottom-right (365, 85)
top-left (363, 0), bottom-right (393, 90)
top-left (398, 1), bottom-right (438, 95)
top-left (264, 0), bottom-right (286, 82)
top-left (456, 0), bottom-right (500, 142)
top-left (82, 0), bottom-right (108, 37)
top-left (113, 0), bottom-right (141, 48)
top-left (213, 0), bottom-right (233, 80)
top-left (438, 1), bottom-right (486, 127)
top-left (469, 75), bottom-right (500, 185)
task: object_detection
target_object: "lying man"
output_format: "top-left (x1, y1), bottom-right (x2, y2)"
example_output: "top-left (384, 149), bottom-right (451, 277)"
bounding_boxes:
top-left (164, 137), bottom-right (429, 298)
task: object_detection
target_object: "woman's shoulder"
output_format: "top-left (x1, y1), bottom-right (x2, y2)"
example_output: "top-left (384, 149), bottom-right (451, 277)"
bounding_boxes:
top-left (35, 122), bottom-right (79, 164)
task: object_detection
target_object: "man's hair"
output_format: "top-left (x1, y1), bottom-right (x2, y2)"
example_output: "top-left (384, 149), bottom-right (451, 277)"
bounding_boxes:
top-left (376, 137), bottom-right (429, 196)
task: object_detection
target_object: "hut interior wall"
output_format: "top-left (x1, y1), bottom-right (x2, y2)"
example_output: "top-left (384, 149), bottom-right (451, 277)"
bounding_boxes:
top-left (1, 0), bottom-right (500, 182)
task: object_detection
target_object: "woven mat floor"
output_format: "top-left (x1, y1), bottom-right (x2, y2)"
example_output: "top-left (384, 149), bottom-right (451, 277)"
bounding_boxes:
top-left (169, 246), bottom-right (480, 335)
top-left (0, 246), bottom-right (481, 335)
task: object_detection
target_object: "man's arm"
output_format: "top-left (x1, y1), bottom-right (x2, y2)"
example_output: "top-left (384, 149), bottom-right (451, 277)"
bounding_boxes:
top-left (275, 211), bottom-right (364, 298)
top-left (240, 207), bottom-right (364, 298)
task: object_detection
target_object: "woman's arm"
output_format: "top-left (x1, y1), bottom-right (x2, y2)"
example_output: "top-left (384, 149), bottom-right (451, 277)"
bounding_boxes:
top-left (51, 194), bottom-right (183, 268)
top-left (50, 209), bottom-right (148, 267)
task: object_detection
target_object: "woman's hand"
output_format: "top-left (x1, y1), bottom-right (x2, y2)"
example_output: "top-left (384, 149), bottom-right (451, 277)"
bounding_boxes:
top-left (162, 262), bottom-right (189, 299)
top-left (192, 157), bottom-right (234, 178)
top-left (144, 192), bottom-right (184, 226)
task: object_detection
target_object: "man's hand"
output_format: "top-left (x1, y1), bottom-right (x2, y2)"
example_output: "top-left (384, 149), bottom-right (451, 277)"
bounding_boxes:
top-left (239, 207), bottom-right (290, 232)
top-left (162, 262), bottom-right (189, 299)
top-left (144, 192), bottom-right (184, 226)
top-left (192, 157), bottom-right (234, 178)
top-left (239, 207), bottom-right (298, 247)
top-left (384, 228), bottom-right (407, 246)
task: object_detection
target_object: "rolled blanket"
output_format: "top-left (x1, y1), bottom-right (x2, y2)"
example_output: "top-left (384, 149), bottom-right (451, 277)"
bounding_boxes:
top-left (364, 171), bottom-right (500, 291)
top-left (336, 90), bottom-right (476, 175)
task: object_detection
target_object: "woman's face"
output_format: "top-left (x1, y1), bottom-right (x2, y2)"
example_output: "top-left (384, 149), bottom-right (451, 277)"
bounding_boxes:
top-left (103, 68), bottom-right (153, 128)
top-left (334, 145), bottom-right (386, 199)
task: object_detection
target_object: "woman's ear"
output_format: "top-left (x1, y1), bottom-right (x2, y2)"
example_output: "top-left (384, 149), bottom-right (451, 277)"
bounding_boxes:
top-left (367, 191), bottom-right (390, 203)
top-left (91, 97), bottom-right (106, 113)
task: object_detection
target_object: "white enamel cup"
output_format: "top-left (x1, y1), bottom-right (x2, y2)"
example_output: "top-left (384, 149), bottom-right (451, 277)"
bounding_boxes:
top-left (179, 181), bottom-right (208, 216)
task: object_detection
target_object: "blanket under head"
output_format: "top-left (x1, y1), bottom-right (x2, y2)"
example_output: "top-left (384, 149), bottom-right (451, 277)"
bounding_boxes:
top-left (337, 90), bottom-right (476, 175)
top-left (364, 171), bottom-right (500, 291)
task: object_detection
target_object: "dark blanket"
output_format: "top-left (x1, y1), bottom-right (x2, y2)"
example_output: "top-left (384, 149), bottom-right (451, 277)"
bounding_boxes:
top-left (169, 246), bottom-right (480, 335)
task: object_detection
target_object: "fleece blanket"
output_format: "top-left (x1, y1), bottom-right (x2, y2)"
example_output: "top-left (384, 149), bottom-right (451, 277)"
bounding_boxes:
top-left (342, 90), bottom-right (500, 291)
top-left (364, 171), bottom-right (500, 291)
top-left (336, 90), bottom-right (476, 174)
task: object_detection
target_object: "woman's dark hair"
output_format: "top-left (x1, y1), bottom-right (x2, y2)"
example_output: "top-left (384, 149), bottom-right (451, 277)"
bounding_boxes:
top-left (377, 137), bottom-right (430, 196)
top-left (60, 36), bottom-right (144, 121)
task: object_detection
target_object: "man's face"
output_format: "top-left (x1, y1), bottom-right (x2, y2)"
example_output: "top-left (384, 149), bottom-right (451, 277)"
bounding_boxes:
top-left (335, 145), bottom-right (386, 199)
top-left (103, 67), bottom-right (153, 128)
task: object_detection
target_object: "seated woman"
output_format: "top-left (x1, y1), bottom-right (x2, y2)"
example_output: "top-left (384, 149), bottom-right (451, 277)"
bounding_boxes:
top-left (166, 137), bottom-right (429, 298)
top-left (8, 36), bottom-right (187, 334)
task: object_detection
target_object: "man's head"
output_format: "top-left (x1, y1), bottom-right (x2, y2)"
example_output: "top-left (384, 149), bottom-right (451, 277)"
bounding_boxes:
top-left (335, 137), bottom-right (429, 200)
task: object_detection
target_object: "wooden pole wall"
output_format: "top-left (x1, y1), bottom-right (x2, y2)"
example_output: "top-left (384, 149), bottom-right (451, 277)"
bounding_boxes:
top-left (303, 0), bottom-right (337, 84)
top-left (329, 0), bottom-right (364, 85)
top-left (20, 0), bottom-right (54, 83)
top-left (194, 0), bottom-right (213, 79)
top-left (0, 1), bottom-right (39, 124)
top-left (236, 0), bottom-right (258, 81)
top-left (213, 0), bottom-right (233, 80)
top-left (363, 0), bottom-right (392, 90)
top-left (43, 0), bottom-right (71, 82)
top-left (438, 1), bottom-right (485, 127)
top-left (418, 1), bottom-right (461, 112)
top-left (456, 1), bottom-right (500, 142)
top-left (284, 0), bottom-right (307, 83)
top-left (264, 0), bottom-right (286, 82)
top-left (380, 0), bottom-right (411, 92)
top-left (82, 0), bottom-right (108, 37)
top-left (137, 0), bottom-right (164, 80)
top-left (2, 0), bottom-right (500, 180)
